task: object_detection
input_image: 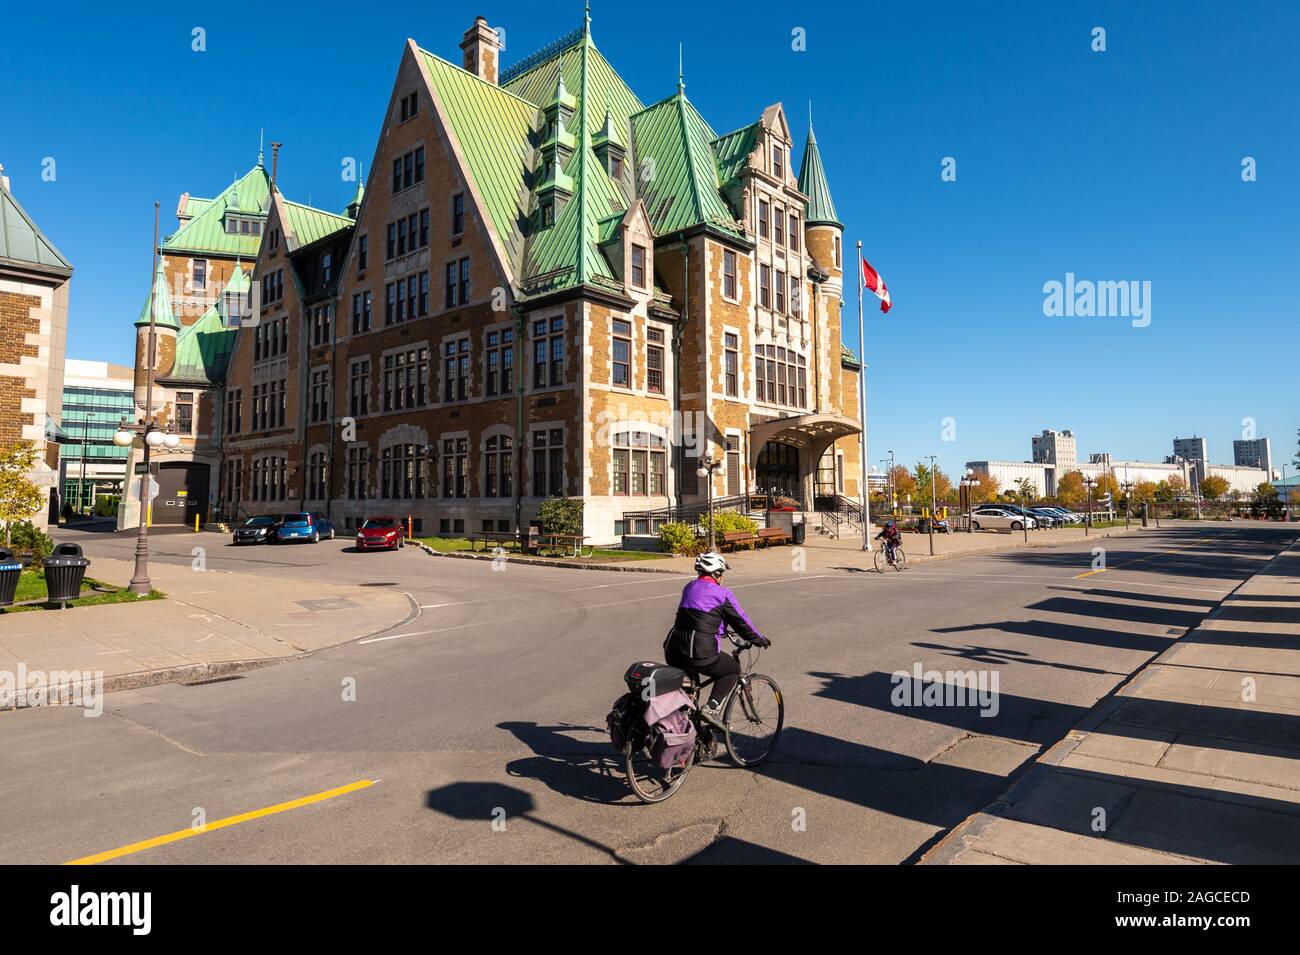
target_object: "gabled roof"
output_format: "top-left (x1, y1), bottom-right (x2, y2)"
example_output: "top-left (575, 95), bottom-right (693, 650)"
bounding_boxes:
top-left (281, 198), bottom-right (353, 252)
top-left (160, 158), bottom-right (271, 257)
top-left (0, 178), bottom-right (72, 278)
top-left (135, 259), bottom-right (178, 330)
top-left (798, 124), bottom-right (841, 229)
top-left (168, 266), bottom-right (246, 385)
top-left (418, 46), bottom-right (538, 265)
top-left (711, 122), bottom-right (759, 193)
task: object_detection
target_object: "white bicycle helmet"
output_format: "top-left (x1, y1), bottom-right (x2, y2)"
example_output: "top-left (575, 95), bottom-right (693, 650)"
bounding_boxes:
top-left (694, 551), bottom-right (730, 577)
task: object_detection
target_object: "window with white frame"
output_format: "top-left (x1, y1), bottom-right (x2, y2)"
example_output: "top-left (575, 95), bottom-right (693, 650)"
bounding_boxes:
top-left (611, 318), bottom-right (632, 387)
top-left (532, 317), bottom-right (564, 389)
top-left (612, 431), bottom-right (666, 496)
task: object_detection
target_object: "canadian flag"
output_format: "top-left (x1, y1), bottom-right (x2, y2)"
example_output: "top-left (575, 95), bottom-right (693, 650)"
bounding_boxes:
top-left (860, 255), bottom-right (892, 314)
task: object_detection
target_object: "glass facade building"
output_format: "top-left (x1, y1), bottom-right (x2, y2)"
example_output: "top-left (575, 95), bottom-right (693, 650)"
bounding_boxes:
top-left (58, 361), bottom-right (135, 513)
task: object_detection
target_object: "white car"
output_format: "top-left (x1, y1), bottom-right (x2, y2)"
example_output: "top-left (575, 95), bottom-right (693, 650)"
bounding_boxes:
top-left (971, 507), bottom-right (1037, 532)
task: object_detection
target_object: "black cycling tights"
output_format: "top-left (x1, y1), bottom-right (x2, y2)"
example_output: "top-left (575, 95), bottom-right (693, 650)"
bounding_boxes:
top-left (667, 644), bottom-right (740, 708)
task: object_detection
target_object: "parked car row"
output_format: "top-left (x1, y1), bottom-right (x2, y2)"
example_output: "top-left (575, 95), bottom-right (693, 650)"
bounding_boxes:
top-left (969, 504), bottom-right (1085, 532)
top-left (232, 512), bottom-right (337, 545)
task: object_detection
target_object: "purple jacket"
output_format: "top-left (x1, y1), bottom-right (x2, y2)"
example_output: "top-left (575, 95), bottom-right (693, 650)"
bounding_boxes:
top-left (671, 577), bottom-right (763, 654)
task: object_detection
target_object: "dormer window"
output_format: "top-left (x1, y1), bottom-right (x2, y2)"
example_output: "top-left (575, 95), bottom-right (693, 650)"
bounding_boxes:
top-left (540, 202), bottom-right (555, 228)
top-left (610, 154), bottom-right (624, 179)
top-left (225, 216), bottom-right (262, 236)
top-left (772, 144), bottom-right (785, 180)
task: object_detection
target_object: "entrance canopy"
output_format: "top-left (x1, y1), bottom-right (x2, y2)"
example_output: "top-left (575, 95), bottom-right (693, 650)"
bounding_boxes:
top-left (749, 412), bottom-right (861, 462)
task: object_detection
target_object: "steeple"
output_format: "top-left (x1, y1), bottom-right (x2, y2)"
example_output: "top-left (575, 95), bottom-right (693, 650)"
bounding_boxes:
top-left (136, 258), bottom-right (179, 330)
top-left (346, 181), bottom-right (365, 219)
top-left (798, 112), bottom-right (842, 229)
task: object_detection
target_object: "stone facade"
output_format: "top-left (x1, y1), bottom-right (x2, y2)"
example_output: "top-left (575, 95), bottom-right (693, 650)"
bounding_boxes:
top-left (203, 17), bottom-right (865, 545)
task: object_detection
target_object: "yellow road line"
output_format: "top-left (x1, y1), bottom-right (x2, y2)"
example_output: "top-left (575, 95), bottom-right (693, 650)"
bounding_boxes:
top-left (64, 779), bottom-right (376, 865)
top-left (1074, 537), bottom-right (1212, 579)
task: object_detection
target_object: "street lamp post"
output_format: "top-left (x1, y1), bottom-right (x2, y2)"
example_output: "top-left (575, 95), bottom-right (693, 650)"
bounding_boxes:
top-left (925, 454), bottom-right (938, 556)
top-left (1083, 475), bottom-right (1096, 536)
top-left (696, 456), bottom-right (723, 551)
top-left (78, 412), bottom-right (94, 514)
top-left (961, 468), bottom-right (977, 534)
top-left (1121, 480), bottom-right (1134, 529)
top-left (117, 202), bottom-right (182, 597)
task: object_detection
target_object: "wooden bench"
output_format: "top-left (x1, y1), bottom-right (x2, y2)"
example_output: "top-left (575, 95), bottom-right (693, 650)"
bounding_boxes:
top-left (720, 530), bottom-right (758, 552)
top-left (757, 527), bottom-right (791, 547)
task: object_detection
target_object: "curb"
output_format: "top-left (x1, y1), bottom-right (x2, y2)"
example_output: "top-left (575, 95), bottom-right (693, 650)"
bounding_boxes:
top-left (408, 541), bottom-right (686, 574)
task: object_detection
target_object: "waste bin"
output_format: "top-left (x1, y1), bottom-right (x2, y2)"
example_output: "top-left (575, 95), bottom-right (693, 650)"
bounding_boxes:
top-left (791, 512), bottom-right (806, 545)
top-left (918, 517), bottom-right (931, 535)
top-left (0, 547), bottom-right (21, 607)
top-left (42, 542), bottom-right (89, 609)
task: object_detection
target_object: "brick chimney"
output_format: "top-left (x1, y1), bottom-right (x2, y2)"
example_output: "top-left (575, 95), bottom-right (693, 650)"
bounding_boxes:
top-left (460, 16), bottom-right (502, 85)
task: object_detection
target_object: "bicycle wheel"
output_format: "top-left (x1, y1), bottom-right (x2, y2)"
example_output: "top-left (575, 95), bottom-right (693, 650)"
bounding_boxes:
top-left (723, 674), bottom-right (785, 767)
top-left (624, 740), bottom-right (696, 803)
top-left (874, 549), bottom-right (888, 573)
top-left (892, 548), bottom-right (906, 571)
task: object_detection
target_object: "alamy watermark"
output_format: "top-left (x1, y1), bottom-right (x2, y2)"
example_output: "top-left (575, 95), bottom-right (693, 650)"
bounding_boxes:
top-left (890, 663), bottom-right (1000, 718)
top-left (1043, 272), bottom-right (1151, 328)
top-left (0, 665), bottom-right (104, 716)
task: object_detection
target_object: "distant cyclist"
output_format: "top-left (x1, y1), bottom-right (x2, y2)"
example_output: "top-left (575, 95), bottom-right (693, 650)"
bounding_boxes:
top-left (663, 552), bottom-right (769, 728)
top-left (876, 519), bottom-right (902, 564)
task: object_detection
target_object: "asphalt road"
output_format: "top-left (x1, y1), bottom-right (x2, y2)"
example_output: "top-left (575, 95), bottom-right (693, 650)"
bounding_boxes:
top-left (4, 521), bottom-right (1294, 864)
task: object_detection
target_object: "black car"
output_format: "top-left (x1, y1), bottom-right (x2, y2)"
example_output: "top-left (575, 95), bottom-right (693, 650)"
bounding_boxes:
top-left (233, 514), bottom-right (282, 544)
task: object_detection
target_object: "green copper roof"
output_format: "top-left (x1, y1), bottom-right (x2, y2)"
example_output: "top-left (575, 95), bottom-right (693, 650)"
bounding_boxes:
top-left (281, 198), bottom-right (353, 251)
top-left (0, 178), bottom-right (72, 277)
top-left (711, 122), bottom-right (758, 192)
top-left (135, 259), bottom-right (178, 330)
top-left (160, 159), bottom-right (271, 257)
top-left (168, 266), bottom-right (246, 384)
top-left (798, 125), bottom-right (842, 228)
top-left (419, 47), bottom-right (537, 263)
top-left (630, 92), bottom-right (744, 237)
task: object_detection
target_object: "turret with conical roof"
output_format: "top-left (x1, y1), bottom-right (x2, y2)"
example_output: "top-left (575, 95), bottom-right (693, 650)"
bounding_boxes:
top-left (798, 120), bottom-right (842, 230)
top-left (134, 258), bottom-right (180, 409)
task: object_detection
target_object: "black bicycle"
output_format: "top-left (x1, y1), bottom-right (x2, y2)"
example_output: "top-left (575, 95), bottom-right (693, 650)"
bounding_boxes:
top-left (874, 542), bottom-right (907, 572)
top-left (624, 634), bottom-right (784, 804)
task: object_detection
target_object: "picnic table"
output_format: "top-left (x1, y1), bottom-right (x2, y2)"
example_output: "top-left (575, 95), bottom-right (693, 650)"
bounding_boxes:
top-left (464, 531), bottom-right (526, 553)
top-left (537, 533), bottom-right (593, 559)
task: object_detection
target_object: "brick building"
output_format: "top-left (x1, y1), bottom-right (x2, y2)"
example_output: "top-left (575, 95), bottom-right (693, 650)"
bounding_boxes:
top-left (0, 165), bottom-right (72, 532)
top-left (119, 155), bottom-right (273, 528)
top-left (215, 13), bottom-right (863, 544)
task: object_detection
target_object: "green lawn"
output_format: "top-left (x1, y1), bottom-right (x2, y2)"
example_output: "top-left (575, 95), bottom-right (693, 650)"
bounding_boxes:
top-left (412, 536), bottom-right (667, 561)
top-left (3, 569), bottom-right (164, 613)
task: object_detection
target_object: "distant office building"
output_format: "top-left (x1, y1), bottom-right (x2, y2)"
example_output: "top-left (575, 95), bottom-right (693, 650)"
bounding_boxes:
top-left (58, 359), bottom-right (135, 512)
top-left (965, 461), bottom-right (1053, 497)
top-left (1233, 437), bottom-right (1272, 475)
top-left (1031, 429), bottom-right (1077, 473)
top-left (1172, 435), bottom-right (1208, 485)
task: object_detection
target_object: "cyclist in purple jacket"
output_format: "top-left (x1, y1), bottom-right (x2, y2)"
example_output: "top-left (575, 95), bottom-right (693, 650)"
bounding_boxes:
top-left (663, 552), bottom-right (770, 728)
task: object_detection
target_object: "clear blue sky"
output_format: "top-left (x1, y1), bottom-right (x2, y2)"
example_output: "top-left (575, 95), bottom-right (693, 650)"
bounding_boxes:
top-left (5, 0), bottom-right (1297, 477)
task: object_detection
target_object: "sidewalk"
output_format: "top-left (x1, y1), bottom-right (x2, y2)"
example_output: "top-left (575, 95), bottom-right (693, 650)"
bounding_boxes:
top-left (923, 540), bottom-right (1300, 865)
top-left (0, 556), bottom-right (414, 704)
top-left (651, 521), bottom-right (1148, 575)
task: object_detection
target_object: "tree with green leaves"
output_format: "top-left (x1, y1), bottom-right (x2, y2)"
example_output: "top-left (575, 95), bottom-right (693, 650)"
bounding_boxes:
top-left (0, 442), bottom-right (45, 546)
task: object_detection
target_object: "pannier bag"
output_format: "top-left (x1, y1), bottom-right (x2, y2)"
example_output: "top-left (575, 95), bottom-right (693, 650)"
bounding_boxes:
top-left (607, 692), bottom-right (645, 752)
top-left (643, 689), bottom-right (696, 769)
top-left (623, 661), bottom-right (685, 700)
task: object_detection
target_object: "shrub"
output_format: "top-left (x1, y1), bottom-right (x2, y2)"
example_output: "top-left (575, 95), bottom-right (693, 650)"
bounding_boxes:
top-left (701, 511), bottom-right (758, 536)
top-left (6, 521), bottom-right (53, 560)
top-left (660, 522), bottom-right (703, 555)
top-left (538, 497), bottom-right (583, 536)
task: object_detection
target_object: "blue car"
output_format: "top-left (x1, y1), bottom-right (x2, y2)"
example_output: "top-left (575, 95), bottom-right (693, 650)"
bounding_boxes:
top-left (272, 512), bottom-right (336, 544)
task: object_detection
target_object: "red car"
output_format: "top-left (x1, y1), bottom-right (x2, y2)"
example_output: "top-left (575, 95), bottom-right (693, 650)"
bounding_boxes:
top-left (355, 516), bottom-right (405, 551)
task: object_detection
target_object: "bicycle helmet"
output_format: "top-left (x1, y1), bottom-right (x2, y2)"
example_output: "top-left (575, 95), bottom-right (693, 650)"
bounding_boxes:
top-left (694, 551), bottom-right (730, 577)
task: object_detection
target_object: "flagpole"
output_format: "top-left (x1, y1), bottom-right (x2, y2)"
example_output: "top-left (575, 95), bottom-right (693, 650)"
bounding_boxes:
top-left (857, 239), bottom-right (871, 552)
